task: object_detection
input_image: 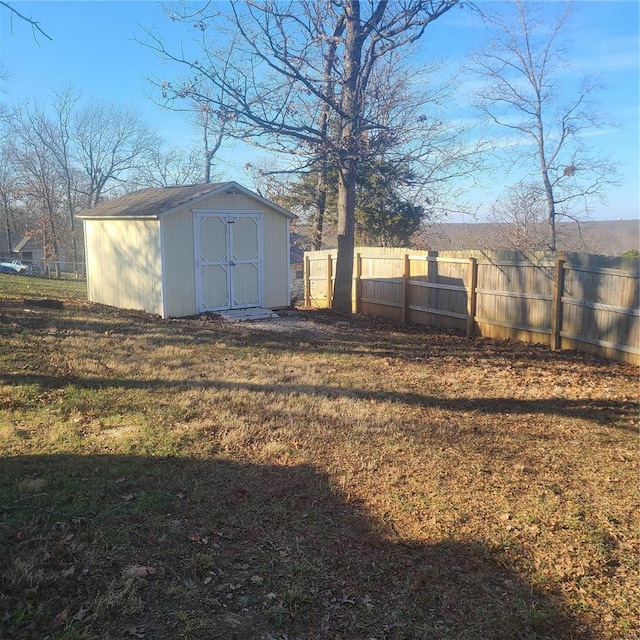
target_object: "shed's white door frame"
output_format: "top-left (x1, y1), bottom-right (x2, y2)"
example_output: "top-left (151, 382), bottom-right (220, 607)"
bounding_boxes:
top-left (193, 210), bottom-right (263, 312)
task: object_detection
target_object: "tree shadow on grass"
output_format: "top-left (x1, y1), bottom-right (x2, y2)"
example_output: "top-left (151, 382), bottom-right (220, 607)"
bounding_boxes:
top-left (1, 298), bottom-right (633, 371)
top-left (1, 454), bottom-right (590, 639)
top-left (2, 371), bottom-right (636, 432)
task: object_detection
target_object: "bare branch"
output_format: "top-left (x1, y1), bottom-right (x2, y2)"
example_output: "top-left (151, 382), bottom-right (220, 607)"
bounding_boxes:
top-left (0, 1), bottom-right (52, 42)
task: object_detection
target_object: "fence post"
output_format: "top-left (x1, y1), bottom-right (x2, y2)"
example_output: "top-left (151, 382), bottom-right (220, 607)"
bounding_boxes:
top-left (427, 251), bottom-right (437, 325)
top-left (326, 254), bottom-right (333, 308)
top-left (466, 257), bottom-right (478, 337)
top-left (304, 255), bottom-right (311, 307)
top-left (551, 252), bottom-right (566, 350)
top-left (354, 253), bottom-right (362, 314)
top-left (402, 253), bottom-right (410, 324)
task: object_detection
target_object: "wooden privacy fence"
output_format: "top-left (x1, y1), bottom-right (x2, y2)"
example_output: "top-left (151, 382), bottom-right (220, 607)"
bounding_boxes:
top-left (303, 248), bottom-right (640, 365)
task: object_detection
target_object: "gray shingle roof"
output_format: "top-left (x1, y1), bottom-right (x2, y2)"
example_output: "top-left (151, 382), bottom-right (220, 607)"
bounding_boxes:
top-left (12, 236), bottom-right (36, 252)
top-left (76, 183), bottom-right (229, 219)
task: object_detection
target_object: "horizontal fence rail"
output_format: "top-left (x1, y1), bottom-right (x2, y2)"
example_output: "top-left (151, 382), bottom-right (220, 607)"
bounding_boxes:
top-left (304, 248), bottom-right (640, 365)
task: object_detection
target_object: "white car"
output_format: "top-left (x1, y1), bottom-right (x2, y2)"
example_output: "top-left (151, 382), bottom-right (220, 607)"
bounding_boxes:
top-left (0, 259), bottom-right (28, 274)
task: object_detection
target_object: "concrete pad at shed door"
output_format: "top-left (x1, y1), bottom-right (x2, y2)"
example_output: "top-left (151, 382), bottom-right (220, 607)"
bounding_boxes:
top-left (217, 308), bottom-right (279, 322)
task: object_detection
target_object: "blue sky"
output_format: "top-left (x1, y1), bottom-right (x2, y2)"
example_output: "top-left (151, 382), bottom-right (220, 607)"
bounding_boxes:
top-left (0, 0), bottom-right (638, 222)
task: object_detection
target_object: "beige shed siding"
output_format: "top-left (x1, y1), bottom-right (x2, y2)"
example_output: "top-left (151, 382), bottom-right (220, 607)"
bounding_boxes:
top-left (161, 193), bottom-right (291, 315)
top-left (195, 192), bottom-right (260, 211)
top-left (160, 208), bottom-right (196, 318)
top-left (261, 205), bottom-right (290, 308)
top-left (84, 218), bottom-right (163, 315)
top-left (161, 193), bottom-right (257, 317)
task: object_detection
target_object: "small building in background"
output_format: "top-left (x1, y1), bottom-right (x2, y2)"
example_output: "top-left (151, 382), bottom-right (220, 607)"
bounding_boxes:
top-left (77, 182), bottom-right (296, 318)
top-left (0, 233), bottom-right (45, 264)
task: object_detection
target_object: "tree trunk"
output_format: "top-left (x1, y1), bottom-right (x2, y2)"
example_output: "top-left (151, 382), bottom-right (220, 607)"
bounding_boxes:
top-left (536, 106), bottom-right (557, 251)
top-left (312, 16), bottom-right (343, 252)
top-left (2, 193), bottom-right (12, 256)
top-left (203, 115), bottom-right (213, 183)
top-left (65, 184), bottom-right (80, 267)
top-left (333, 159), bottom-right (357, 313)
top-left (204, 151), bottom-right (213, 183)
top-left (312, 167), bottom-right (327, 251)
top-left (331, 0), bottom-right (361, 314)
top-left (48, 214), bottom-right (60, 278)
top-left (541, 168), bottom-right (557, 251)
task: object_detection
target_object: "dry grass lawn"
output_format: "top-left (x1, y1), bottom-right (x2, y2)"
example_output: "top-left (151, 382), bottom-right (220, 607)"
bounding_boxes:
top-left (0, 274), bottom-right (637, 640)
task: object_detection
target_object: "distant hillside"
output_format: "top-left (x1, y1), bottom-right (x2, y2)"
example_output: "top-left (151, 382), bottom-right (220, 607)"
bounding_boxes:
top-left (291, 219), bottom-right (639, 259)
top-left (421, 219), bottom-right (639, 255)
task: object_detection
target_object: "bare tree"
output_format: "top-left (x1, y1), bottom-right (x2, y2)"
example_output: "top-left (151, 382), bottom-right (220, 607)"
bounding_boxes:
top-left (143, 0), bottom-right (461, 313)
top-left (153, 90), bottom-right (230, 184)
top-left (198, 102), bottom-right (223, 184)
top-left (73, 101), bottom-right (160, 207)
top-left (4, 102), bottom-right (66, 273)
top-left (150, 3), bottom-right (238, 183)
top-left (0, 91), bottom-right (171, 273)
top-left (46, 87), bottom-right (84, 265)
top-left (0, 142), bottom-right (20, 256)
top-left (470, 0), bottom-right (618, 250)
top-left (310, 11), bottom-right (344, 251)
top-left (282, 52), bottom-right (485, 250)
top-left (487, 182), bottom-right (550, 250)
top-left (130, 143), bottom-right (204, 188)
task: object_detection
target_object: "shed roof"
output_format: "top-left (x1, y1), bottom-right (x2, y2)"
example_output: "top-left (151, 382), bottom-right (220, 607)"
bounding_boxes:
top-left (12, 235), bottom-right (36, 253)
top-left (76, 181), bottom-right (296, 220)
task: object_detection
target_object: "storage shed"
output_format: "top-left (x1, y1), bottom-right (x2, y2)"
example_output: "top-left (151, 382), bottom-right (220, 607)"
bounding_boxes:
top-left (77, 182), bottom-right (296, 318)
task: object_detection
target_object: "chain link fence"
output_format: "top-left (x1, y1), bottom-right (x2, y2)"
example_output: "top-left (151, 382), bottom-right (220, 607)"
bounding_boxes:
top-left (4, 258), bottom-right (87, 280)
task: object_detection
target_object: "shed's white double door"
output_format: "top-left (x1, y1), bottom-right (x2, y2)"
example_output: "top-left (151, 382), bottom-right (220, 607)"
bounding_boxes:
top-left (195, 212), bottom-right (262, 312)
